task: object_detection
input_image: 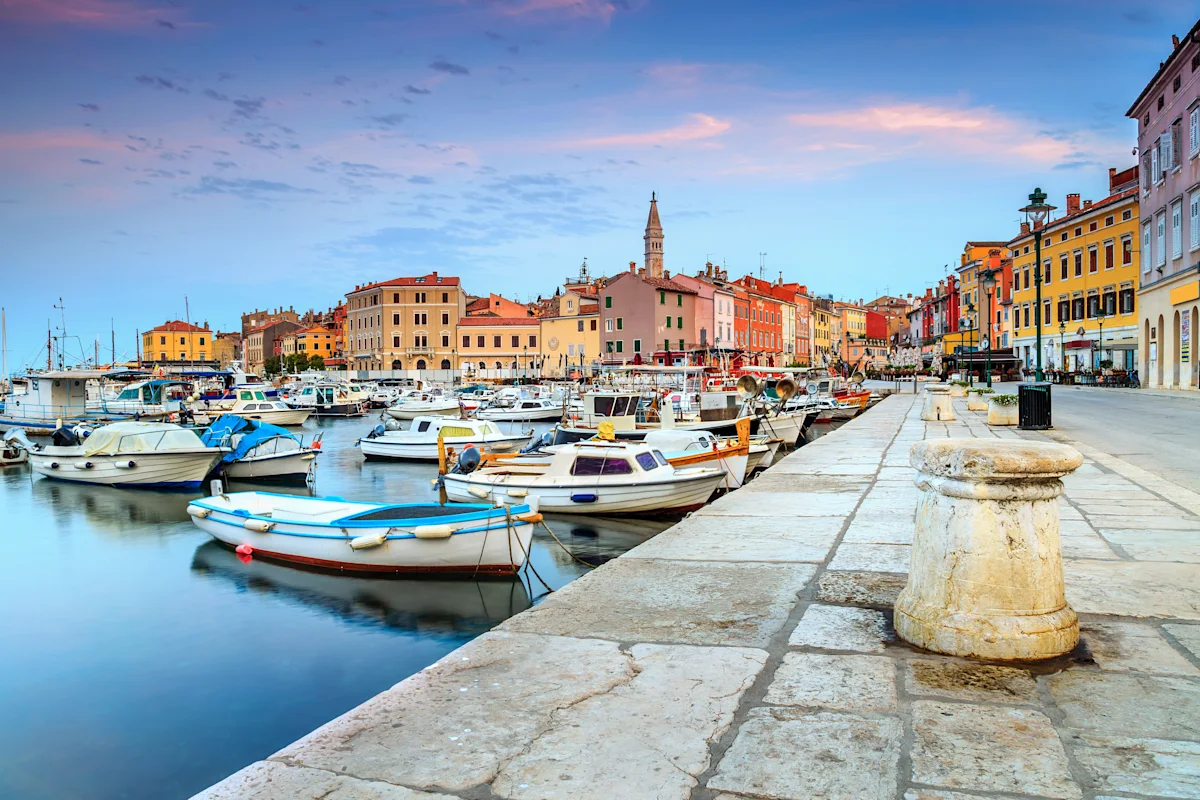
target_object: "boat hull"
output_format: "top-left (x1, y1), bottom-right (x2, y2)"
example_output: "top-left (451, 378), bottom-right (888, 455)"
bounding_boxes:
top-left (477, 408), bottom-right (562, 422)
top-left (29, 449), bottom-right (224, 488)
top-left (442, 470), bottom-right (726, 516)
top-left (754, 414), bottom-right (805, 446)
top-left (229, 408), bottom-right (314, 426)
top-left (385, 404), bottom-right (460, 420)
top-left (188, 506), bottom-right (536, 574)
top-left (221, 450), bottom-right (316, 481)
top-left (361, 435), bottom-right (529, 461)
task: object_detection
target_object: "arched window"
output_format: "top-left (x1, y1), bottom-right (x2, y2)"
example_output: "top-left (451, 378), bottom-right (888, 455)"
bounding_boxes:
top-left (390, 359), bottom-right (402, 370)
top-left (495, 361), bottom-right (503, 370)
top-left (511, 360), bottom-right (519, 369)
top-left (440, 359), bottom-right (451, 370)
top-left (478, 361), bottom-right (486, 370)
top-left (416, 359), bottom-right (427, 370)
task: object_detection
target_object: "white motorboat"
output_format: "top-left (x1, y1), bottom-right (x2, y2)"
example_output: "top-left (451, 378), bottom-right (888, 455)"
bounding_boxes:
top-left (1, 432), bottom-right (29, 466)
top-left (25, 422), bottom-right (227, 489)
top-left (753, 411), bottom-right (807, 447)
top-left (360, 416), bottom-right (530, 461)
top-left (286, 382), bottom-right (364, 417)
top-left (92, 379), bottom-right (189, 417)
top-left (643, 427), bottom-right (750, 492)
top-left (201, 415), bottom-right (320, 482)
top-left (476, 397), bottom-right (562, 422)
top-left (442, 440), bottom-right (726, 516)
top-left (385, 390), bottom-right (460, 420)
top-left (186, 490), bottom-right (540, 575)
top-left (192, 389), bottom-right (314, 426)
top-left (746, 436), bottom-right (783, 472)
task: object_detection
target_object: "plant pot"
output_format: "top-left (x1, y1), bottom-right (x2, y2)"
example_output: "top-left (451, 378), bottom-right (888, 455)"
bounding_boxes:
top-left (967, 394), bottom-right (990, 411)
top-left (949, 385), bottom-right (968, 398)
top-left (987, 400), bottom-right (1018, 426)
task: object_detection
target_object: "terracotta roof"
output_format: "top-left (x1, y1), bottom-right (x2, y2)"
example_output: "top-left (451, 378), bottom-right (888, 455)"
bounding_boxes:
top-left (642, 276), bottom-right (696, 294)
top-left (965, 241), bottom-right (1008, 248)
top-left (457, 316), bottom-right (539, 327)
top-left (349, 272), bottom-right (460, 293)
top-left (148, 320), bottom-right (208, 333)
top-left (465, 298), bottom-right (490, 313)
top-left (579, 302), bottom-right (599, 313)
top-left (297, 326), bottom-right (334, 336)
top-left (1006, 187), bottom-right (1139, 247)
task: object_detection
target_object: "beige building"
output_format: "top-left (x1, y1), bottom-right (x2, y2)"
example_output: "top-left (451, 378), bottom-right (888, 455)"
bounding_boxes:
top-left (345, 272), bottom-right (466, 371)
top-left (212, 332), bottom-right (240, 367)
top-left (457, 317), bottom-right (540, 375)
top-left (539, 291), bottom-right (600, 377)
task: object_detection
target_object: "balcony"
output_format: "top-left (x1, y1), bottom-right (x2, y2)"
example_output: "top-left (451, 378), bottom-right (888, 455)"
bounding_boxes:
top-left (405, 346), bottom-right (435, 356)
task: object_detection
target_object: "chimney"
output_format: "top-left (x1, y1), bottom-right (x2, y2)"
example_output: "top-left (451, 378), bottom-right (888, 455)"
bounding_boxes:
top-left (629, 261), bottom-right (636, 273)
top-left (638, 267), bottom-right (646, 277)
top-left (431, 271), bottom-right (438, 279)
top-left (1082, 199), bottom-right (1092, 210)
top-left (1020, 222), bottom-right (1030, 236)
top-left (705, 261), bottom-right (713, 277)
top-left (1173, 33), bottom-right (1181, 48)
top-left (1066, 193), bottom-right (1080, 215)
top-left (663, 269), bottom-right (670, 279)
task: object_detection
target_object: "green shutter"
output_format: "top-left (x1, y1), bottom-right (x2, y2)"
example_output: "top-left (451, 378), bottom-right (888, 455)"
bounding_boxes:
top-left (679, 339), bottom-right (684, 351)
top-left (666, 316), bottom-right (671, 328)
top-left (617, 318), bottom-right (623, 330)
top-left (633, 339), bottom-right (641, 352)
top-left (664, 339), bottom-right (670, 351)
top-left (616, 340), bottom-right (623, 353)
top-left (677, 294), bottom-right (682, 306)
top-left (677, 316), bottom-right (682, 329)
top-left (605, 296), bottom-right (612, 308)
top-left (659, 291), bottom-right (665, 304)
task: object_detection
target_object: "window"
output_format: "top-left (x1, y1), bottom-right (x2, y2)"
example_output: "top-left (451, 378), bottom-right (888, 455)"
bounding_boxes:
top-left (664, 339), bottom-right (670, 351)
top-left (1104, 242), bottom-right (1114, 270)
top-left (442, 292), bottom-right (449, 303)
top-left (1152, 138), bottom-right (1160, 180)
top-left (1174, 118), bottom-right (1184, 168)
top-left (1123, 209), bottom-right (1132, 221)
top-left (605, 341), bottom-right (614, 353)
top-left (605, 296), bottom-right (612, 309)
top-left (1024, 267), bottom-right (1030, 288)
top-left (1074, 226), bottom-right (1082, 237)
top-left (616, 317), bottom-right (623, 330)
top-left (1103, 290), bottom-right (1117, 316)
top-left (1105, 216), bottom-right (1114, 227)
top-left (615, 340), bottom-right (623, 353)
top-left (1089, 221), bottom-right (1098, 232)
top-left (659, 291), bottom-right (665, 304)
top-left (679, 339), bottom-right (685, 350)
top-left (476, 335), bottom-right (485, 348)
top-left (1172, 202), bottom-right (1182, 259)
top-left (1087, 294), bottom-right (1099, 318)
top-left (392, 293), bottom-right (399, 303)
top-left (441, 334), bottom-right (449, 347)
top-left (1060, 232), bottom-right (1068, 242)
top-left (635, 453), bottom-right (658, 471)
top-left (605, 318), bottom-right (614, 332)
top-left (441, 313), bottom-right (449, 325)
top-left (392, 313), bottom-right (400, 325)
top-left (1057, 300), bottom-right (1070, 322)
top-left (1089, 246), bottom-right (1098, 273)
top-left (1043, 259), bottom-right (1051, 285)
top-left (571, 457), bottom-right (633, 476)
top-left (1044, 301), bottom-right (1051, 325)
top-left (462, 334), bottom-right (470, 348)
top-left (633, 339), bottom-right (641, 352)
top-left (1060, 254), bottom-right (1069, 281)
top-left (1144, 221), bottom-right (1154, 273)
top-left (1122, 236), bottom-right (1133, 265)
top-left (666, 316), bottom-right (672, 328)
top-left (510, 335), bottom-right (519, 348)
top-left (1175, 75), bottom-right (1183, 93)
top-left (393, 335), bottom-right (401, 347)
top-left (528, 335), bottom-right (536, 347)
top-left (590, 320), bottom-right (597, 331)
top-left (1074, 251), bottom-right (1083, 277)
top-left (676, 294), bottom-right (682, 306)
top-left (160, 336), bottom-right (166, 345)
top-left (1119, 287), bottom-right (1135, 314)
top-left (676, 316), bottom-right (683, 329)
top-left (1193, 192), bottom-right (1200, 250)
top-left (577, 320), bottom-right (584, 332)
top-left (1072, 297), bottom-right (1084, 320)
top-left (180, 336), bottom-right (186, 345)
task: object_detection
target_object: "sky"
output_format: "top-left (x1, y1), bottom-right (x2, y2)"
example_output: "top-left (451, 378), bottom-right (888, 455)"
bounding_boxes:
top-left (0, 0), bottom-right (1192, 368)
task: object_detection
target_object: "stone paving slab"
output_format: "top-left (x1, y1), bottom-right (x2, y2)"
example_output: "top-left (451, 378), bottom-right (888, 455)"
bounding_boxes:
top-left (196, 394), bottom-right (1200, 800)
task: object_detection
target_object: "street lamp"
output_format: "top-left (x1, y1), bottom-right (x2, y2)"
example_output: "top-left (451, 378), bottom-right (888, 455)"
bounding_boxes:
top-left (1019, 188), bottom-right (1056, 382)
top-left (1058, 321), bottom-right (1066, 376)
top-left (980, 267), bottom-right (998, 387)
top-left (1095, 308), bottom-right (1107, 370)
top-left (964, 299), bottom-right (976, 386)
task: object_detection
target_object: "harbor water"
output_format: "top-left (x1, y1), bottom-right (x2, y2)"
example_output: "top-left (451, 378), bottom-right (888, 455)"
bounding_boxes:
top-left (0, 413), bottom-right (840, 799)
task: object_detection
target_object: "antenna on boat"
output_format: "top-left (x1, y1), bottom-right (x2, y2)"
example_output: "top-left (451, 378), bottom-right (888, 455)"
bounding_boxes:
top-left (53, 297), bottom-right (66, 370)
top-left (1, 308), bottom-right (7, 394)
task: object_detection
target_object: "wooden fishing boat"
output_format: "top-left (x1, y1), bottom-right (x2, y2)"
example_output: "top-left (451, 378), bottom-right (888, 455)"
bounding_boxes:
top-left (187, 489), bottom-right (540, 575)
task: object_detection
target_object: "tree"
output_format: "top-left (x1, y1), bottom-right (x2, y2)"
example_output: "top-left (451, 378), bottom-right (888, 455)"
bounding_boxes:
top-left (283, 353), bottom-right (310, 373)
top-left (308, 354), bottom-right (325, 370)
top-left (263, 356), bottom-right (282, 375)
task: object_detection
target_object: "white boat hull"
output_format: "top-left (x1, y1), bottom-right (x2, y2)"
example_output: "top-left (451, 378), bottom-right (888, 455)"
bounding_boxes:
top-left (442, 470), bottom-right (725, 515)
top-left (755, 414), bottom-right (804, 446)
top-left (386, 404), bottom-right (461, 420)
top-left (0, 448), bottom-right (29, 466)
top-left (477, 407), bottom-right (562, 422)
top-left (221, 450), bottom-right (317, 481)
top-left (361, 435), bottom-right (529, 461)
top-left (189, 506), bottom-right (535, 574)
top-left (228, 407), bottom-right (313, 426)
top-left (29, 449), bottom-right (223, 488)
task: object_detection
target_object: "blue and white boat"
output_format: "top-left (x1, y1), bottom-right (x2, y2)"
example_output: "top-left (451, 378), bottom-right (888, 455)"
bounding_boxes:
top-left (187, 490), bottom-right (540, 575)
top-left (200, 415), bottom-right (320, 482)
top-left (0, 370), bottom-right (150, 434)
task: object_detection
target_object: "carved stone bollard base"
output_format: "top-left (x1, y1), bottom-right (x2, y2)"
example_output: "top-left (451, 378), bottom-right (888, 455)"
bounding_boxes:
top-left (921, 388), bottom-right (955, 421)
top-left (894, 438), bottom-right (1084, 661)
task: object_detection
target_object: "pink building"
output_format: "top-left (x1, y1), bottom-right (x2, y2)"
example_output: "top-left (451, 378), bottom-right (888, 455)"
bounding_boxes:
top-left (601, 262), bottom-right (698, 364)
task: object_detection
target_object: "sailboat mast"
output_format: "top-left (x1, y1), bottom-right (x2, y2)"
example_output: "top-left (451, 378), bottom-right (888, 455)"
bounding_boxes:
top-left (1, 308), bottom-right (7, 393)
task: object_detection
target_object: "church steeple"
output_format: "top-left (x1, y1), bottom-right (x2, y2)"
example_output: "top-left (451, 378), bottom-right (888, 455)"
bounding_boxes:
top-left (644, 191), bottom-right (663, 278)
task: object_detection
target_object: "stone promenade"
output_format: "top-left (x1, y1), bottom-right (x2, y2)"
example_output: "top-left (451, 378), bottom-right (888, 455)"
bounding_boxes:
top-left (198, 393), bottom-right (1200, 800)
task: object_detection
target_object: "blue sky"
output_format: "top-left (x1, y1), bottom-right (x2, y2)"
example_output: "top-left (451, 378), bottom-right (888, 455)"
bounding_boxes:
top-left (0, 0), bottom-right (1190, 367)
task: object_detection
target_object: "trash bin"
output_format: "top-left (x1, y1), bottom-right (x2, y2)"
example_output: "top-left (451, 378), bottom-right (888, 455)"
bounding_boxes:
top-left (1018, 382), bottom-right (1052, 430)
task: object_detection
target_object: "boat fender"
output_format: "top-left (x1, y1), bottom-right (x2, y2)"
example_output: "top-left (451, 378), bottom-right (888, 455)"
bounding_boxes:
top-left (507, 488), bottom-right (528, 498)
top-left (187, 505), bottom-right (211, 518)
top-left (242, 519), bottom-right (274, 533)
top-left (413, 525), bottom-right (453, 539)
top-left (74, 461), bottom-right (94, 470)
top-left (235, 544), bottom-right (253, 556)
top-left (350, 532), bottom-right (389, 549)
top-left (468, 486), bottom-right (490, 499)
top-left (116, 460), bottom-right (136, 469)
top-left (570, 493), bottom-right (598, 503)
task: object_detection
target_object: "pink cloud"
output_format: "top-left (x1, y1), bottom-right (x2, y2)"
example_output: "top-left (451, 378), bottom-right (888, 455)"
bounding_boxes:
top-left (450, 0), bottom-right (644, 23)
top-left (790, 104), bottom-right (989, 132)
top-left (570, 113), bottom-right (732, 149)
top-left (0, 0), bottom-right (190, 29)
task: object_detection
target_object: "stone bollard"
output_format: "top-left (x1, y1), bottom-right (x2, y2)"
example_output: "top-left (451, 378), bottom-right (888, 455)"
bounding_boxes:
top-left (894, 438), bottom-right (1084, 660)
top-left (921, 387), bottom-right (955, 421)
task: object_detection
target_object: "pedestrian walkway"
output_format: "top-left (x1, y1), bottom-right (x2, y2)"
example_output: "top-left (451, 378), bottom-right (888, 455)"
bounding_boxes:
top-left (197, 394), bottom-right (1200, 800)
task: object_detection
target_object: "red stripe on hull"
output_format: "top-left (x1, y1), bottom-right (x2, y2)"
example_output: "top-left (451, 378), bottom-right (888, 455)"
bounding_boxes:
top-left (218, 542), bottom-right (521, 576)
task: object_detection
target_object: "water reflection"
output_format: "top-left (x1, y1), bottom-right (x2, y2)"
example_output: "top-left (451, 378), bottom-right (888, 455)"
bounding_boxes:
top-left (191, 541), bottom-right (530, 635)
top-left (32, 477), bottom-right (193, 529)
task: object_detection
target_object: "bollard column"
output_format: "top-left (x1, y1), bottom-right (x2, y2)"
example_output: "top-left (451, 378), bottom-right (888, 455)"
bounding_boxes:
top-left (921, 386), bottom-right (955, 421)
top-left (894, 438), bottom-right (1084, 660)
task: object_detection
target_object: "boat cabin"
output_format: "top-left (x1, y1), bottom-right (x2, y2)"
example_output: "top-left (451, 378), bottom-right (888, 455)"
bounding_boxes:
top-left (2, 371), bottom-right (94, 421)
top-left (577, 392), bottom-right (641, 431)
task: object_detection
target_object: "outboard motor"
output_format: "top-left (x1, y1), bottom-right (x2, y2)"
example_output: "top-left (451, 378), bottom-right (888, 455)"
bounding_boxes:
top-left (451, 446), bottom-right (481, 475)
top-left (366, 423), bottom-right (386, 440)
top-left (519, 430), bottom-right (554, 455)
top-left (384, 418), bottom-right (403, 432)
top-left (52, 426), bottom-right (81, 447)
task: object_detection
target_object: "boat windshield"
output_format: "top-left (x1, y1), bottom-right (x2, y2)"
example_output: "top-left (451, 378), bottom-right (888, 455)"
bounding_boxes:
top-left (571, 456), bottom-right (633, 476)
top-left (635, 452), bottom-right (658, 471)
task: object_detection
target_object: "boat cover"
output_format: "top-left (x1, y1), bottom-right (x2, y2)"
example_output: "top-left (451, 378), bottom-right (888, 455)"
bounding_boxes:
top-left (200, 415), bottom-right (300, 464)
top-left (81, 422), bottom-right (205, 455)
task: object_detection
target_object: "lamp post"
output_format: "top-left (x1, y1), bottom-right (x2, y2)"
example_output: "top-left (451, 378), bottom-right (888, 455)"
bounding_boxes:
top-left (964, 299), bottom-right (976, 386)
top-left (980, 267), bottom-right (998, 387)
top-left (1058, 322), bottom-right (1066, 377)
top-left (1019, 188), bottom-right (1056, 382)
top-left (1095, 309), bottom-right (1107, 370)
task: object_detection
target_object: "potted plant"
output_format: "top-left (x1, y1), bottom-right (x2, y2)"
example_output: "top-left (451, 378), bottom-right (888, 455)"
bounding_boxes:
top-left (987, 393), bottom-right (1019, 426)
top-left (966, 387), bottom-right (994, 411)
top-left (948, 379), bottom-right (970, 398)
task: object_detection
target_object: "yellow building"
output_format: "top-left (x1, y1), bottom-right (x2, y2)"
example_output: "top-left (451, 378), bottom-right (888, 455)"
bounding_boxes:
top-left (1009, 169), bottom-right (1140, 372)
top-left (296, 327), bottom-right (337, 361)
top-left (811, 300), bottom-right (832, 366)
top-left (142, 321), bottom-right (213, 365)
top-left (539, 291), bottom-right (600, 377)
top-left (345, 272), bottom-right (467, 372)
top-left (834, 303), bottom-right (865, 364)
top-left (943, 241), bottom-right (1008, 356)
top-left (212, 332), bottom-right (240, 367)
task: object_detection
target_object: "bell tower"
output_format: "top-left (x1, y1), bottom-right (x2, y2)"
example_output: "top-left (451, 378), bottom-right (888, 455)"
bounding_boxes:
top-left (644, 191), bottom-right (664, 278)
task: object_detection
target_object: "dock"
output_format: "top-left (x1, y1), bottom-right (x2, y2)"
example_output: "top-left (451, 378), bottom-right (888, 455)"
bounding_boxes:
top-left (197, 392), bottom-right (1200, 800)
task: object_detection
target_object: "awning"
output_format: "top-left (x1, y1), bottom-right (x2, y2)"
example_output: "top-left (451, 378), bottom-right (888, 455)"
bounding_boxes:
top-left (1065, 339), bottom-right (1093, 350)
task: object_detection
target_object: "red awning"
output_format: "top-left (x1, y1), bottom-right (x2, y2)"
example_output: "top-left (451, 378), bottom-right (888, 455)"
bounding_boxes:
top-left (1065, 339), bottom-right (1093, 350)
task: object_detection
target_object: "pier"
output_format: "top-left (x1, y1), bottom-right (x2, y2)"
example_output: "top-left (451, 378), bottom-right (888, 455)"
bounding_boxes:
top-left (198, 391), bottom-right (1200, 800)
